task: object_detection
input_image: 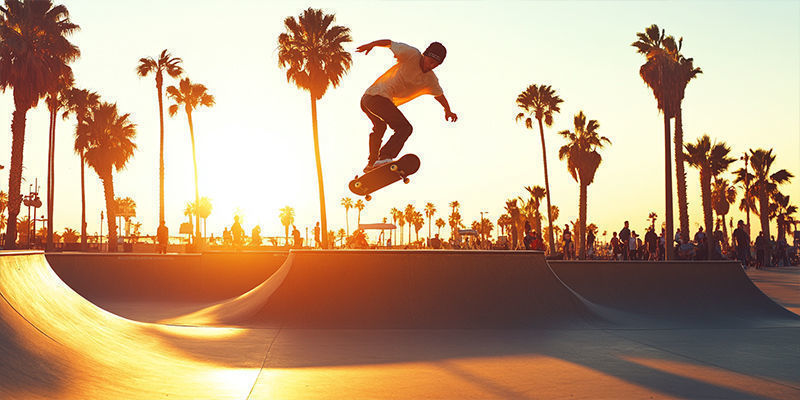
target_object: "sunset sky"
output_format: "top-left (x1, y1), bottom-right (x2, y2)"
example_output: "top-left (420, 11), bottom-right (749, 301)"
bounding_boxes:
top-left (1, 0), bottom-right (798, 241)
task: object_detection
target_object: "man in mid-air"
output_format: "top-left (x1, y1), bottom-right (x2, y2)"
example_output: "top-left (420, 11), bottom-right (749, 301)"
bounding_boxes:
top-left (356, 39), bottom-right (457, 172)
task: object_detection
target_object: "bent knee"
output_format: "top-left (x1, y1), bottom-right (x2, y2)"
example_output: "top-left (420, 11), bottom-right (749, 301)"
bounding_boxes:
top-left (397, 123), bottom-right (413, 137)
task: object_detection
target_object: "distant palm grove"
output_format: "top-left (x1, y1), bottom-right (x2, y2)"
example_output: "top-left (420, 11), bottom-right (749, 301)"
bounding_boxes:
top-left (0, 3), bottom-right (794, 259)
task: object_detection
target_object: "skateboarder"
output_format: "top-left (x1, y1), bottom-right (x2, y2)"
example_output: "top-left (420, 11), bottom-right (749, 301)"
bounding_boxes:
top-left (357, 39), bottom-right (458, 172)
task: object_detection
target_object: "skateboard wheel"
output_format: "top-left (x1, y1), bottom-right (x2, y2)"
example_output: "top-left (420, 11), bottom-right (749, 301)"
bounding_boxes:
top-left (403, 177), bottom-right (410, 184)
top-left (389, 164), bottom-right (398, 172)
top-left (354, 181), bottom-right (362, 189)
top-left (365, 194), bottom-right (372, 201)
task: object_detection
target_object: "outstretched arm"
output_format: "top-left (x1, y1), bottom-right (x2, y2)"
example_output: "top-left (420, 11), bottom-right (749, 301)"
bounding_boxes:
top-left (356, 39), bottom-right (392, 55)
top-left (435, 95), bottom-right (458, 122)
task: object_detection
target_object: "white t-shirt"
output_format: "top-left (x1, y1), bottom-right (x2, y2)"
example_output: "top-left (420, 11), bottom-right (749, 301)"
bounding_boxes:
top-left (365, 41), bottom-right (444, 106)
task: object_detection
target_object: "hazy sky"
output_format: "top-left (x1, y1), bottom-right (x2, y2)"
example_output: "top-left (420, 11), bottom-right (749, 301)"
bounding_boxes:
top-left (2, 0), bottom-right (798, 241)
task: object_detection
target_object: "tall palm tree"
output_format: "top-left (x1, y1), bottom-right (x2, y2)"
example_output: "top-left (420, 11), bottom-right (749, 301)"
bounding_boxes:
top-left (448, 210), bottom-right (463, 244)
top-left (64, 88), bottom-right (100, 250)
top-left (746, 149), bottom-right (793, 239)
top-left (424, 202), bottom-right (436, 240)
top-left (633, 24), bottom-right (682, 259)
top-left (448, 201), bottom-right (460, 238)
top-left (354, 198), bottom-right (365, 228)
top-left (45, 69), bottom-right (73, 251)
top-left (389, 207), bottom-right (401, 244)
top-left (648, 212), bottom-right (658, 230)
top-left (516, 84), bottom-right (563, 254)
top-left (712, 178), bottom-right (736, 247)
top-left (684, 135), bottom-right (735, 256)
top-left (279, 206), bottom-right (295, 246)
top-left (137, 50), bottom-right (183, 230)
top-left (558, 111), bottom-right (611, 259)
top-left (412, 211), bottom-right (424, 243)
top-left (397, 211), bottom-right (406, 245)
top-left (404, 204), bottom-right (415, 243)
top-left (341, 197), bottom-right (352, 236)
top-left (435, 217), bottom-right (445, 236)
top-left (0, 0), bottom-right (79, 248)
top-left (278, 8), bottom-right (352, 249)
top-left (673, 49), bottom-right (703, 240)
top-left (167, 77), bottom-right (215, 245)
top-left (77, 102), bottom-right (137, 252)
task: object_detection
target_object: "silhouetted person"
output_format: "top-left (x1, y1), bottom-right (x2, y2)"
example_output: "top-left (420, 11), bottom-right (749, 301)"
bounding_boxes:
top-left (156, 221), bottom-right (168, 254)
top-left (694, 226), bottom-right (706, 245)
top-left (586, 230), bottom-right (596, 258)
top-left (251, 226), bottom-right (262, 246)
top-left (562, 224), bottom-right (573, 260)
top-left (222, 227), bottom-right (232, 246)
top-left (619, 221), bottom-right (631, 260)
top-left (313, 222), bottom-right (321, 248)
top-left (645, 227), bottom-right (658, 260)
top-left (523, 221), bottom-right (534, 250)
top-left (292, 225), bottom-right (302, 248)
top-left (610, 232), bottom-right (621, 260)
top-left (431, 233), bottom-right (442, 249)
top-left (357, 39), bottom-right (457, 172)
top-left (231, 216), bottom-right (244, 248)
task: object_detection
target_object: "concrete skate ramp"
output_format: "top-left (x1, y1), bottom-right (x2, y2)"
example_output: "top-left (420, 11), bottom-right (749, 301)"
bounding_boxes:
top-left (549, 260), bottom-right (800, 327)
top-left (0, 251), bottom-right (273, 399)
top-left (183, 250), bottom-right (599, 329)
top-left (47, 251), bottom-right (287, 302)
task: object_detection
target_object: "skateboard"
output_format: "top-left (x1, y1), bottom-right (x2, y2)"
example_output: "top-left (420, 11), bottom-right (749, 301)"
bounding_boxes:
top-left (349, 154), bottom-right (420, 200)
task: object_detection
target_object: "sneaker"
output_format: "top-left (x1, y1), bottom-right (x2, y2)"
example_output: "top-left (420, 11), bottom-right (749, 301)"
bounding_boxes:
top-left (373, 158), bottom-right (394, 168)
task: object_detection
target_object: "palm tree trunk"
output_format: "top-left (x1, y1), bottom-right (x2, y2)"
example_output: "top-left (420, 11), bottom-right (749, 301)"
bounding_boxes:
top-left (100, 172), bottom-right (118, 253)
top-left (157, 80), bottom-right (166, 228)
top-left (578, 182), bottom-right (588, 260)
top-left (187, 110), bottom-right (201, 246)
top-left (285, 225), bottom-right (289, 247)
top-left (47, 103), bottom-right (56, 251)
top-left (345, 209), bottom-right (349, 236)
top-left (428, 216), bottom-right (432, 240)
top-left (537, 118), bottom-right (555, 255)
top-left (701, 169), bottom-right (714, 258)
top-left (663, 114), bottom-right (674, 260)
top-left (309, 94), bottom-right (328, 249)
top-left (80, 150), bottom-right (87, 250)
top-left (5, 107), bottom-right (30, 249)
top-left (759, 188), bottom-right (770, 240)
top-left (722, 212), bottom-right (729, 249)
top-left (674, 108), bottom-right (690, 241)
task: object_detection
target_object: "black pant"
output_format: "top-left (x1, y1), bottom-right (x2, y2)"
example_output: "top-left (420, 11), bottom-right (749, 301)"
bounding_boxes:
top-left (361, 94), bottom-right (413, 163)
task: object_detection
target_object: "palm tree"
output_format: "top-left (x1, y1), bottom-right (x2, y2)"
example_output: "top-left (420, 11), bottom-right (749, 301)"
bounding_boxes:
top-left (0, 0), bottom-right (79, 249)
top-left (497, 214), bottom-right (511, 236)
top-left (711, 178), bottom-right (737, 247)
top-left (516, 84), bottom-right (563, 254)
top-left (279, 206), bottom-right (295, 246)
top-left (772, 192), bottom-right (796, 241)
top-left (648, 212), bottom-right (658, 230)
top-left (558, 111), bottom-right (611, 259)
top-left (341, 197), bottom-right (353, 236)
top-left (673, 49), bottom-right (703, 241)
top-left (684, 135), bottom-right (735, 256)
top-left (396, 212), bottom-right (406, 245)
top-left (389, 207), bottom-right (402, 244)
top-left (114, 196), bottom-right (136, 237)
top-left (448, 201), bottom-right (460, 238)
top-left (77, 102), bottom-right (137, 252)
top-left (448, 210), bottom-right (463, 243)
top-left (632, 24), bottom-right (682, 259)
top-left (746, 149), bottom-right (793, 239)
top-left (412, 211), bottom-right (424, 243)
top-left (45, 69), bottom-right (73, 251)
top-left (137, 50), bottom-right (184, 230)
top-left (167, 77), bottom-right (215, 245)
top-left (524, 185), bottom-right (546, 235)
top-left (435, 217), bottom-right (445, 236)
top-left (504, 199), bottom-right (522, 249)
top-left (355, 199), bottom-right (365, 228)
top-left (424, 202), bottom-right (436, 241)
top-left (278, 8), bottom-right (352, 249)
top-left (404, 204), bottom-right (415, 243)
top-left (64, 88), bottom-right (100, 249)
top-left (197, 196), bottom-right (212, 237)
top-left (61, 227), bottom-right (78, 243)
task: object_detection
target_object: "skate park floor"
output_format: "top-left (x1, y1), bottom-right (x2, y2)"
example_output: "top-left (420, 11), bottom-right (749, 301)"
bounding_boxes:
top-left (1, 251), bottom-right (798, 399)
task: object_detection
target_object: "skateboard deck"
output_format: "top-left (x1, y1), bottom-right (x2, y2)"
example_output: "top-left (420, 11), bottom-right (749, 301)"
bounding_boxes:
top-left (349, 154), bottom-right (420, 200)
